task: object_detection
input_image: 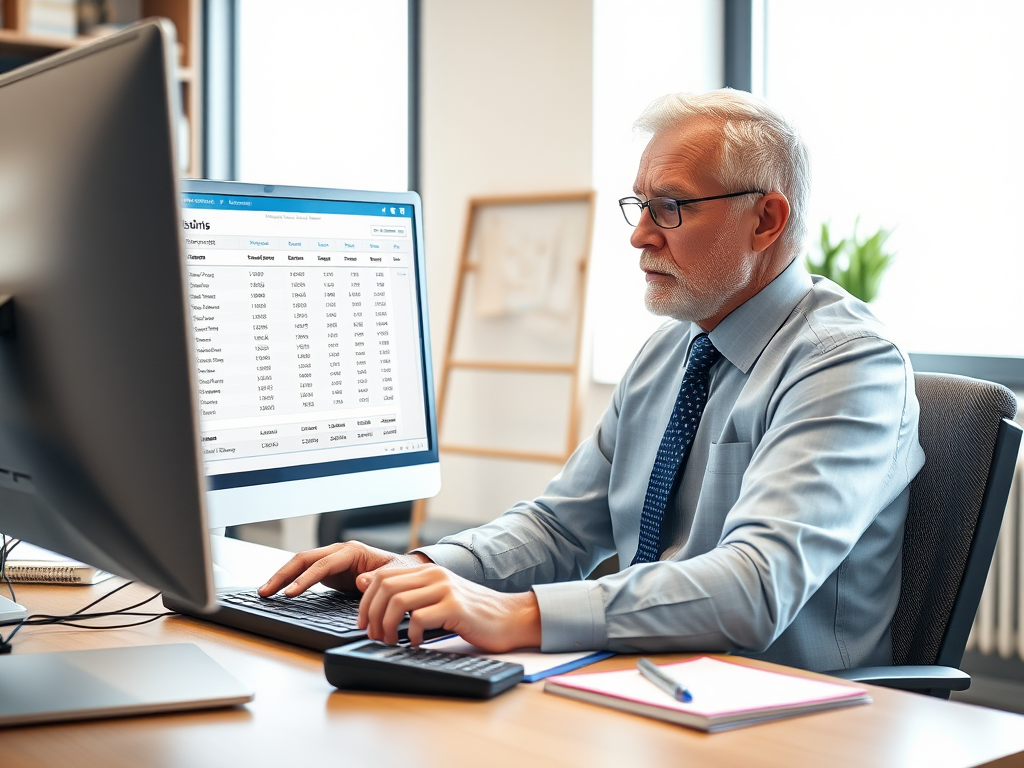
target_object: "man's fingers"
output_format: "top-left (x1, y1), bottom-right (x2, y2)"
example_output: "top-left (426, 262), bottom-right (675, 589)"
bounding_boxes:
top-left (378, 583), bottom-right (447, 645)
top-left (406, 604), bottom-right (452, 647)
top-left (259, 541), bottom-right (410, 598)
top-left (362, 569), bottom-right (435, 637)
top-left (356, 566), bottom-right (389, 629)
top-left (258, 545), bottom-right (343, 596)
top-left (264, 544), bottom-right (366, 597)
top-left (357, 564), bottom-right (436, 628)
top-left (258, 552), bottom-right (316, 595)
top-left (360, 568), bottom-right (445, 640)
top-left (358, 562), bottom-right (432, 589)
top-left (279, 557), bottom-right (332, 597)
top-left (282, 548), bottom-right (366, 596)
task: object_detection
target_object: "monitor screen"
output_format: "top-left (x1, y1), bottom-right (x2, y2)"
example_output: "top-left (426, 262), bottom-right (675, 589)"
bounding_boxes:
top-left (180, 183), bottom-right (440, 528)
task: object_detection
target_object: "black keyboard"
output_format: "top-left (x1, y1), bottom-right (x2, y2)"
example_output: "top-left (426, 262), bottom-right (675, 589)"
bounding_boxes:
top-left (164, 588), bottom-right (452, 652)
top-left (164, 587), bottom-right (369, 650)
top-left (219, 590), bottom-right (362, 633)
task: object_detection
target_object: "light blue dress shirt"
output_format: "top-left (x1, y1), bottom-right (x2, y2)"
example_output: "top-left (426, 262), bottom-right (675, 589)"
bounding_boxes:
top-left (418, 259), bottom-right (925, 671)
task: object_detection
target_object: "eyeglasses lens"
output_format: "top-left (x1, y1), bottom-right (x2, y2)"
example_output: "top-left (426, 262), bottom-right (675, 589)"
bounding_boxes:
top-left (649, 198), bottom-right (679, 228)
top-left (620, 198), bottom-right (683, 228)
top-left (621, 200), bottom-right (642, 227)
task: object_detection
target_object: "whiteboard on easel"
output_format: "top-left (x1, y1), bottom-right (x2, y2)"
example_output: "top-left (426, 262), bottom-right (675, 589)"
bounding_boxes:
top-left (457, 196), bottom-right (593, 363)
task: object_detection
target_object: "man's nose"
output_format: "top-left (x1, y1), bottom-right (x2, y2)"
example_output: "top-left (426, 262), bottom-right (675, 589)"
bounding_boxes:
top-left (629, 207), bottom-right (664, 251)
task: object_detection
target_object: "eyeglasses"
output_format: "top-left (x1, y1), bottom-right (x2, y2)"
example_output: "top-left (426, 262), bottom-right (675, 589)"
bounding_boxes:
top-left (618, 190), bottom-right (766, 229)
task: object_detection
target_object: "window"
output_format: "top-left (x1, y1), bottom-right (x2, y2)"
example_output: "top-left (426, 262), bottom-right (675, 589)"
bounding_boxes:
top-left (763, 0), bottom-right (1024, 358)
top-left (235, 0), bottom-right (410, 192)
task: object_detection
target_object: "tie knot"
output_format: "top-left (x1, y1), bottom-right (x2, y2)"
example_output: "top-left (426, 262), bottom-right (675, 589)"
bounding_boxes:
top-left (686, 334), bottom-right (721, 375)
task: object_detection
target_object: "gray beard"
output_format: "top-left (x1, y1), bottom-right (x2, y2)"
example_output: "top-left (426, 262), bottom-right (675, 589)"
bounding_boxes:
top-left (642, 203), bottom-right (753, 323)
top-left (643, 243), bottom-right (748, 324)
top-left (645, 272), bottom-right (732, 323)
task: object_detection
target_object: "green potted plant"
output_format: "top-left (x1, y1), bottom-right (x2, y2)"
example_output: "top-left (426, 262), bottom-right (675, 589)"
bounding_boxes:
top-left (804, 220), bottom-right (895, 303)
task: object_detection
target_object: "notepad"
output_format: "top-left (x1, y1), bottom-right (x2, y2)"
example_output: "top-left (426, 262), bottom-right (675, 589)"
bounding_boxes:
top-left (544, 656), bottom-right (870, 732)
top-left (2, 541), bottom-right (112, 585)
top-left (424, 635), bottom-right (613, 682)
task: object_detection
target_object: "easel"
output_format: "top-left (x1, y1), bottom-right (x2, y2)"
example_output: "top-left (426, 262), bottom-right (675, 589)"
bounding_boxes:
top-left (409, 191), bottom-right (596, 548)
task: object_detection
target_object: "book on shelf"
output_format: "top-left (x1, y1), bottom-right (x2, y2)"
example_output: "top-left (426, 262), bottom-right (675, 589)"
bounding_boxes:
top-left (2, 541), bottom-right (113, 585)
top-left (544, 656), bottom-right (870, 733)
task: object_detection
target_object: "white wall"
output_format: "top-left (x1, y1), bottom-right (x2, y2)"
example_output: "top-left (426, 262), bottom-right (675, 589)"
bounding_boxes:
top-left (420, 0), bottom-right (609, 526)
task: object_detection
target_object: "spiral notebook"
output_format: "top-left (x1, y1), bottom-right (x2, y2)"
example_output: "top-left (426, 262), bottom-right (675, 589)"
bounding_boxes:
top-left (2, 541), bottom-right (113, 585)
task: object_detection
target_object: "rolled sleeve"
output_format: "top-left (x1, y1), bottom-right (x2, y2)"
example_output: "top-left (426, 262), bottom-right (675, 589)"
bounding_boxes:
top-left (533, 580), bottom-right (606, 652)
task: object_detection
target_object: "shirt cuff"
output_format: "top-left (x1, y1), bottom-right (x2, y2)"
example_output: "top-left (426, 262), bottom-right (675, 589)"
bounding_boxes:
top-left (533, 580), bottom-right (606, 652)
top-left (411, 543), bottom-right (484, 581)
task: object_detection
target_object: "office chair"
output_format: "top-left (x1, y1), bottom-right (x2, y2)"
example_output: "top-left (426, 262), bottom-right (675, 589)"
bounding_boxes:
top-left (829, 373), bottom-right (1022, 698)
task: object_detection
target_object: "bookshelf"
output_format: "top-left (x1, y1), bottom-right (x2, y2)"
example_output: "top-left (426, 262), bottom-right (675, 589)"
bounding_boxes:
top-left (0, 0), bottom-right (202, 177)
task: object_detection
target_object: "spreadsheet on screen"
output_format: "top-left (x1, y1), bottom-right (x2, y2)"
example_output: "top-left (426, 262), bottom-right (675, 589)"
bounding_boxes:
top-left (180, 193), bottom-right (429, 485)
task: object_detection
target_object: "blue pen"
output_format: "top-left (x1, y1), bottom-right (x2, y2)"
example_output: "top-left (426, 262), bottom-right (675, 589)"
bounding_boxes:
top-left (637, 658), bottom-right (693, 703)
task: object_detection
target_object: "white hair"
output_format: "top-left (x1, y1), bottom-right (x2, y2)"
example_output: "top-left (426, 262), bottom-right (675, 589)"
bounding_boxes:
top-left (635, 89), bottom-right (811, 260)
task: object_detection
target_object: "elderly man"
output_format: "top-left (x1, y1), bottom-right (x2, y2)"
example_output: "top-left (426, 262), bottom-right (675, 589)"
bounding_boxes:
top-left (260, 89), bottom-right (925, 672)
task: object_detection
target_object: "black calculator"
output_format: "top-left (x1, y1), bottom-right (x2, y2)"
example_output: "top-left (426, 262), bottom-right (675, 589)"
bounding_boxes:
top-left (324, 639), bottom-right (524, 699)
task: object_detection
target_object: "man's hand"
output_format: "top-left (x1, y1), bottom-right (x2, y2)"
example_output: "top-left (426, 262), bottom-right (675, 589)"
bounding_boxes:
top-left (258, 541), bottom-right (430, 597)
top-left (356, 564), bottom-right (542, 652)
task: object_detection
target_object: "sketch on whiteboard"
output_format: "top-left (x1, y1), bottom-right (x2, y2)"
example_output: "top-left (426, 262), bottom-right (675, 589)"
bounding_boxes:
top-left (472, 200), bottom-right (590, 320)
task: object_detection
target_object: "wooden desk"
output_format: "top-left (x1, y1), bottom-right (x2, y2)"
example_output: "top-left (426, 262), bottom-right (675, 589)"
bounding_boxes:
top-left (3, 569), bottom-right (1024, 768)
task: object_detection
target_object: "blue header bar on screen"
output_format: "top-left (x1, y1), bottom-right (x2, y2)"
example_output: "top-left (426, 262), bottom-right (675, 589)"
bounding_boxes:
top-left (182, 194), bottom-right (414, 218)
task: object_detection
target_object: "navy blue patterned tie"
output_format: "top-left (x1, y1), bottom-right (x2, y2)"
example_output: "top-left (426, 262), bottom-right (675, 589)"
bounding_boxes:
top-left (632, 334), bottom-right (721, 565)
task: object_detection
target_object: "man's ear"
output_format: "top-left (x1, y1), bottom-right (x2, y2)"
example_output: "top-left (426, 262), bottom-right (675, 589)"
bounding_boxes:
top-left (751, 192), bottom-right (790, 253)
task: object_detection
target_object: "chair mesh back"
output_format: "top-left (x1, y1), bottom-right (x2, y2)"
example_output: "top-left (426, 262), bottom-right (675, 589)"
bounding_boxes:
top-left (891, 373), bottom-right (1017, 666)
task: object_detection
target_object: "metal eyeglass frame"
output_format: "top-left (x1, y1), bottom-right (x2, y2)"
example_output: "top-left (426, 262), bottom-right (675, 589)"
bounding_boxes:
top-left (618, 190), bottom-right (766, 229)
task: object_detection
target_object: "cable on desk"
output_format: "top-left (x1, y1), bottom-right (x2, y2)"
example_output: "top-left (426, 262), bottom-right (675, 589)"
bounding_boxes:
top-left (71, 579), bottom-right (136, 615)
top-left (0, 578), bottom-right (177, 653)
top-left (1, 534), bottom-right (19, 604)
top-left (28, 588), bottom-right (164, 621)
top-left (26, 613), bottom-right (173, 630)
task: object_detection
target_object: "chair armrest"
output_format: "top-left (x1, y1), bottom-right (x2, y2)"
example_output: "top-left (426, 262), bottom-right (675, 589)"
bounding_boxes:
top-left (826, 665), bottom-right (970, 692)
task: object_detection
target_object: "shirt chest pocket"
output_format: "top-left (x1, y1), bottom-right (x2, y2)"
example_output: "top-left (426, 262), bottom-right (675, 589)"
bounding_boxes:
top-left (700, 441), bottom-right (753, 513)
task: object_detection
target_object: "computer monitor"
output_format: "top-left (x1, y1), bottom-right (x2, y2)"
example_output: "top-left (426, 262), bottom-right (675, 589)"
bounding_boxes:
top-left (179, 181), bottom-right (440, 530)
top-left (0, 21), bottom-right (214, 609)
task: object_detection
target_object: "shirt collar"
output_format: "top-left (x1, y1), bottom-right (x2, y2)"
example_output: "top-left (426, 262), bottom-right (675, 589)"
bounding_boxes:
top-left (689, 258), bottom-right (813, 374)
